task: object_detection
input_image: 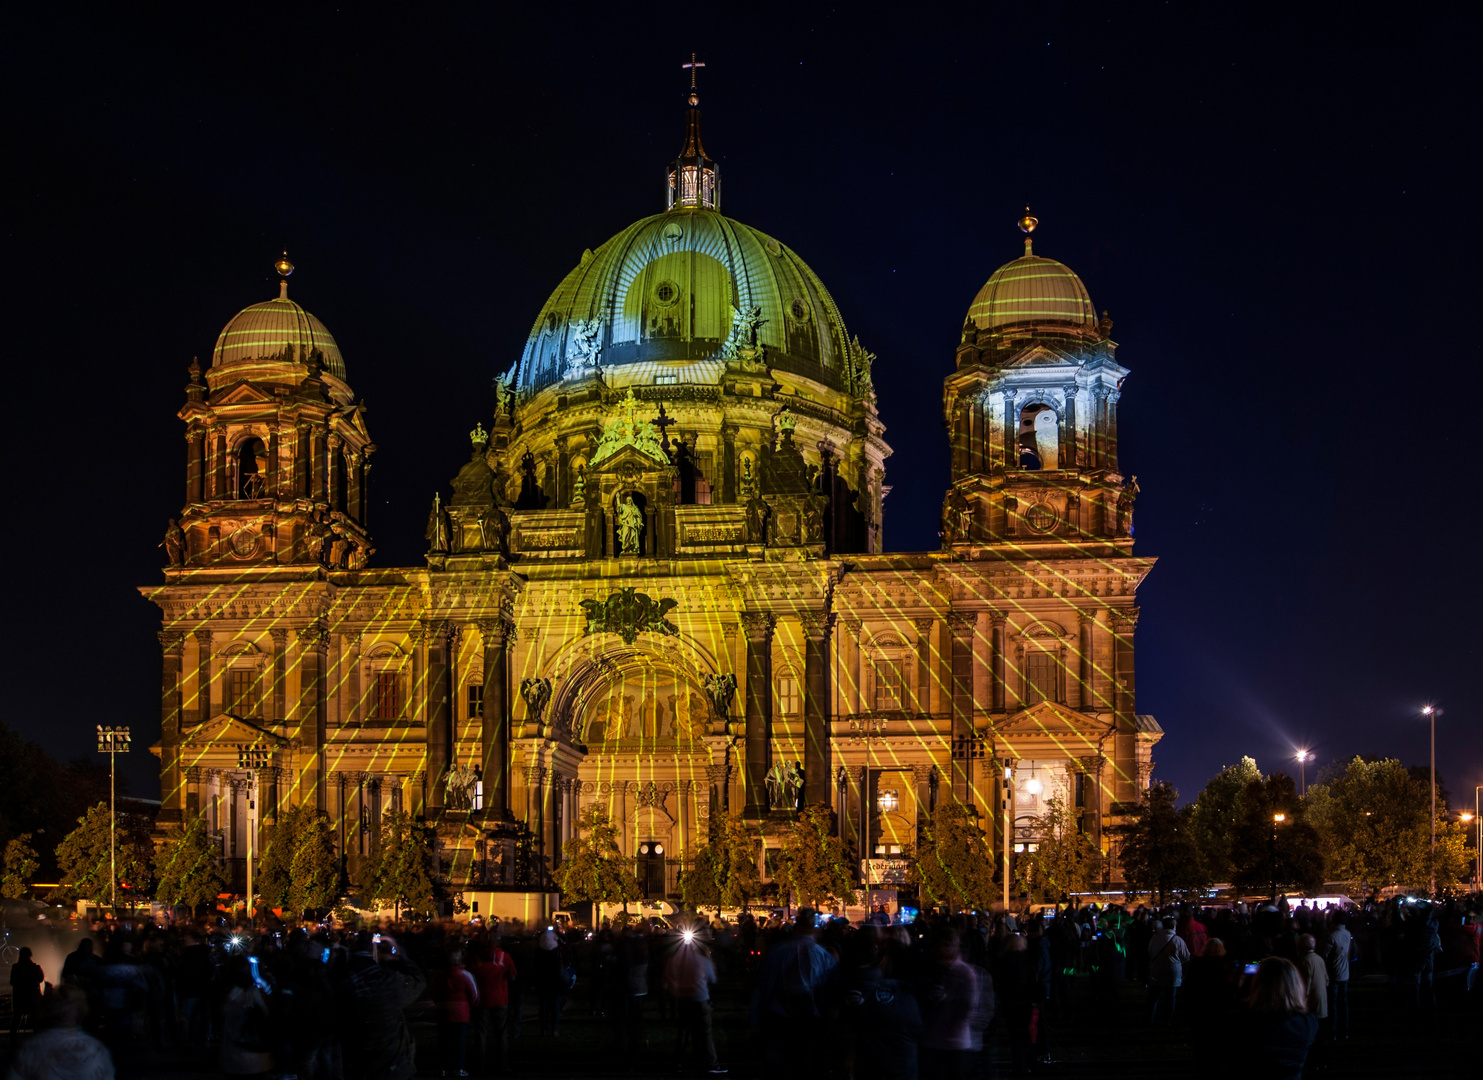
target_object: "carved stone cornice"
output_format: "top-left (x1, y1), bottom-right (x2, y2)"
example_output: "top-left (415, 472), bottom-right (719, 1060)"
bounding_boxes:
top-left (739, 612), bottom-right (776, 644)
top-left (158, 631), bottom-right (187, 655)
top-left (1106, 606), bottom-right (1139, 630)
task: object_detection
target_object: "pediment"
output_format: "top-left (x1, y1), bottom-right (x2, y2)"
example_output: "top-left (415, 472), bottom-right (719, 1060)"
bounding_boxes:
top-left (180, 713), bottom-right (291, 749)
top-left (211, 380), bottom-right (277, 406)
top-left (586, 442), bottom-right (674, 474)
top-left (1003, 345), bottom-right (1077, 369)
top-left (993, 701), bottom-right (1114, 747)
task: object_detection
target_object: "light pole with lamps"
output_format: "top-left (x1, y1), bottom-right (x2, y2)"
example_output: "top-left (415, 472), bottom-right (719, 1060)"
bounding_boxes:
top-left (1422, 706), bottom-right (1440, 895)
top-left (1269, 813), bottom-right (1286, 901)
top-left (1294, 750), bottom-right (1312, 797)
top-left (237, 744), bottom-right (270, 923)
top-left (1476, 785), bottom-right (1482, 888)
top-left (1462, 810), bottom-right (1478, 889)
top-left (96, 726), bottom-right (131, 912)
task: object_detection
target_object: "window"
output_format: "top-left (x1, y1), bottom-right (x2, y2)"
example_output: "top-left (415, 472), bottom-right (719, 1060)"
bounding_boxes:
top-left (237, 438), bottom-right (268, 498)
top-left (654, 373), bottom-right (678, 385)
top-left (374, 672), bottom-right (401, 720)
top-left (873, 661), bottom-right (906, 712)
top-left (877, 788), bottom-right (900, 813)
top-left (1024, 651), bottom-right (1059, 706)
top-left (467, 683), bottom-right (484, 719)
top-left (227, 668), bottom-right (257, 718)
top-left (390, 784), bottom-right (403, 814)
top-left (775, 675), bottom-right (800, 716)
top-left (1018, 405), bottom-right (1059, 471)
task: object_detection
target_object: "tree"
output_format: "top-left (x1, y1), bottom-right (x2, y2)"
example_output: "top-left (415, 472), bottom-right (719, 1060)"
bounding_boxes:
top-left (256, 802), bottom-right (340, 916)
top-left (1228, 773), bottom-right (1324, 896)
top-left (1115, 782), bottom-right (1208, 903)
top-left (52, 803), bottom-right (151, 906)
top-left (154, 814), bottom-right (226, 910)
top-left (556, 804), bottom-right (640, 909)
top-left (776, 806), bottom-right (857, 909)
top-left (912, 802), bottom-right (997, 910)
top-left (1305, 756), bottom-right (1471, 890)
top-left (681, 813), bottom-right (762, 912)
top-left (1187, 756), bottom-right (1263, 882)
top-left (1, 833), bottom-right (39, 900)
top-left (358, 810), bottom-right (434, 917)
top-left (1015, 796), bottom-right (1103, 902)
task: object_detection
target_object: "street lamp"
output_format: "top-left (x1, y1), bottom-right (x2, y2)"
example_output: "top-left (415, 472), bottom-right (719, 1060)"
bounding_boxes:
top-left (1269, 813), bottom-right (1286, 901)
top-left (1294, 750), bottom-right (1312, 797)
top-left (96, 726), bottom-right (131, 912)
top-left (1476, 786), bottom-right (1482, 888)
top-left (1422, 706), bottom-right (1440, 895)
top-left (237, 744), bottom-right (271, 923)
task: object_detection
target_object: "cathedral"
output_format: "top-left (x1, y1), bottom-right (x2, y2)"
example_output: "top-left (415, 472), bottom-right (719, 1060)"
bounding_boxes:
top-left (146, 79), bottom-right (1160, 916)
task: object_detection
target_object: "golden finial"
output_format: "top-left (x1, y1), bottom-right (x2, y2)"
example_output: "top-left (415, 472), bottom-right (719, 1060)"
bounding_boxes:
top-left (1017, 207), bottom-right (1038, 234)
top-left (275, 251), bottom-right (294, 277)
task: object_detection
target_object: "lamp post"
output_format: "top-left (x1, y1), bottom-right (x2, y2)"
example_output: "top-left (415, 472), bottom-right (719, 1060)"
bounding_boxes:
top-left (96, 726), bottom-right (131, 912)
top-left (1476, 785), bottom-right (1482, 888)
top-left (1002, 761), bottom-right (1014, 912)
top-left (1462, 810), bottom-right (1478, 890)
top-left (1269, 813), bottom-right (1286, 901)
top-left (237, 744), bottom-right (270, 923)
top-left (1294, 750), bottom-right (1312, 797)
top-left (1422, 707), bottom-right (1440, 895)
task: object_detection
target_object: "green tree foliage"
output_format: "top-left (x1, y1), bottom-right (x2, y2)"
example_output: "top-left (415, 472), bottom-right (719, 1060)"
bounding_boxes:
top-left (1115, 782), bottom-right (1209, 903)
top-left (1305, 756), bottom-right (1471, 889)
top-left (52, 803), bottom-right (151, 906)
top-left (1, 833), bottom-right (39, 900)
top-left (1228, 773), bottom-right (1324, 896)
top-left (1187, 756), bottom-right (1263, 882)
top-left (0, 722), bottom-right (112, 879)
top-left (557, 803), bottom-right (640, 909)
top-left (776, 805), bottom-right (857, 909)
top-left (154, 814), bottom-right (226, 910)
top-left (681, 813), bottom-right (762, 912)
top-left (911, 802), bottom-right (998, 910)
top-left (258, 803), bottom-right (341, 916)
top-left (358, 811), bottom-right (434, 917)
top-left (1014, 796), bottom-right (1103, 902)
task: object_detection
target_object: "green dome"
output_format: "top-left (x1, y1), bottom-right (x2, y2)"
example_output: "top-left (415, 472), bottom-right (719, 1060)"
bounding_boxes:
top-left (517, 208), bottom-right (853, 394)
top-left (967, 246), bottom-right (1095, 332)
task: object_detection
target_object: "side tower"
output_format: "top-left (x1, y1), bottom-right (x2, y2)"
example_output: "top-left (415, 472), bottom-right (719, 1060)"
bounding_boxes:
top-left (939, 211), bottom-right (1159, 885)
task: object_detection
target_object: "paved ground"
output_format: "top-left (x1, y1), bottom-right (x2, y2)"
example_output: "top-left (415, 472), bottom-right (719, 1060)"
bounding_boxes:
top-left (2, 970), bottom-right (1476, 1078)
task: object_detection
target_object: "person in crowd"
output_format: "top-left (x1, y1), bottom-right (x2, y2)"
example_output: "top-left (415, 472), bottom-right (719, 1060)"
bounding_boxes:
top-left (1296, 934), bottom-right (1328, 1037)
top-left (1146, 916), bottom-right (1190, 1027)
top-left (5, 984), bottom-right (113, 1080)
top-left (918, 926), bottom-right (979, 1080)
top-left (340, 932), bottom-right (426, 1080)
top-left (439, 944), bottom-right (479, 1078)
top-left (174, 931), bottom-right (213, 1049)
top-left (9, 946), bottom-right (46, 1045)
top-left (662, 928), bottom-right (725, 1075)
top-left (531, 926), bottom-right (571, 1038)
top-left (837, 930), bottom-right (923, 1080)
top-left (219, 953), bottom-right (274, 1079)
top-left (750, 908), bottom-right (838, 1073)
top-left (1324, 910), bottom-right (1353, 1039)
top-left (1234, 957), bottom-right (1318, 1080)
top-left (471, 931), bottom-right (517, 1074)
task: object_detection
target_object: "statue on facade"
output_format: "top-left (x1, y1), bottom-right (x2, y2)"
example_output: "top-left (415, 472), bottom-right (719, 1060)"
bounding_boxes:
top-left (848, 336), bottom-right (876, 395)
top-left (591, 389), bottom-right (669, 466)
top-left (425, 493), bottom-right (450, 552)
top-left (565, 317), bottom-right (603, 376)
top-left (940, 487), bottom-right (971, 544)
top-left (520, 676), bottom-right (552, 727)
top-left (493, 367), bottom-right (516, 418)
top-left (617, 494), bottom-right (644, 554)
top-left (765, 760), bottom-right (804, 811)
top-left (738, 455), bottom-right (758, 500)
top-left (444, 762), bottom-right (478, 810)
top-left (570, 464), bottom-right (587, 506)
top-left (161, 519), bottom-right (185, 566)
top-left (722, 304), bottom-right (768, 363)
top-left (701, 672), bottom-right (736, 723)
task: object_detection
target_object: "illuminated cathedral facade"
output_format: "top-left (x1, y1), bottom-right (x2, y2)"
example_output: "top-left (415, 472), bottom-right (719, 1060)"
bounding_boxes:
top-left (145, 84), bottom-right (1160, 913)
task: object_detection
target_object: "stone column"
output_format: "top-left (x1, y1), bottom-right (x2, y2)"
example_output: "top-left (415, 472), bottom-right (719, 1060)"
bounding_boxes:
top-left (297, 624), bottom-right (329, 811)
top-left (555, 436), bottom-right (570, 509)
top-left (269, 628), bottom-right (288, 725)
top-left (1075, 612), bottom-right (1093, 709)
top-left (1002, 390), bottom-right (1018, 468)
top-left (159, 632), bottom-right (186, 819)
top-left (423, 620), bottom-right (453, 811)
top-left (843, 619), bottom-right (863, 716)
top-left (1109, 608), bottom-right (1138, 803)
top-left (212, 429), bottom-right (228, 499)
top-left (1080, 755), bottom-right (1105, 852)
top-left (968, 402), bottom-right (984, 474)
top-left (267, 427), bottom-right (280, 500)
top-left (1107, 392), bottom-right (1121, 473)
top-left (346, 632), bottom-right (363, 725)
top-left (989, 613), bottom-right (1006, 713)
top-left (948, 612), bottom-right (976, 804)
top-left (346, 450), bottom-right (362, 522)
top-left (912, 763), bottom-right (933, 837)
top-left (721, 426), bottom-right (737, 504)
top-left (194, 627), bottom-right (213, 724)
top-left (312, 430), bottom-right (328, 502)
top-left (740, 613), bottom-right (775, 814)
top-left (479, 617), bottom-right (514, 818)
top-left (800, 612), bottom-right (832, 807)
top-left (1092, 388), bottom-right (1109, 468)
top-left (913, 617), bottom-right (933, 715)
top-left (186, 428), bottom-right (206, 505)
top-left (325, 434), bottom-right (342, 511)
top-left (1061, 386), bottom-right (1079, 468)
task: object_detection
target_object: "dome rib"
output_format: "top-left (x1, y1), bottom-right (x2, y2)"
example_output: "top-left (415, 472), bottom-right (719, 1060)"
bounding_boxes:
top-left (211, 295), bottom-right (346, 378)
top-left (968, 253), bottom-right (1095, 332)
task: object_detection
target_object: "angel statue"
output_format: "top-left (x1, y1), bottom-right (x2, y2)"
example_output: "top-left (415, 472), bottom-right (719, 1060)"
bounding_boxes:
top-left (493, 367), bottom-right (516, 416)
top-left (565, 317), bottom-right (603, 376)
top-left (444, 761), bottom-right (479, 810)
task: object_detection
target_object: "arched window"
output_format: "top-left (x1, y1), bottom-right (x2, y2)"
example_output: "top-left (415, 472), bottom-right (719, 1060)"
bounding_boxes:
top-left (1023, 650), bottom-right (1061, 705)
top-left (1018, 405), bottom-right (1059, 471)
top-left (237, 437), bottom-right (267, 498)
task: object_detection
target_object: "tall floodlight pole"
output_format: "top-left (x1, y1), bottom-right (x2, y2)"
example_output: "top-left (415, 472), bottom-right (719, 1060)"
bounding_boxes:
top-left (97, 726), bottom-right (131, 912)
top-left (1422, 707), bottom-right (1440, 895)
top-left (1294, 750), bottom-right (1311, 797)
top-left (1002, 761), bottom-right (1013, 911)
top-left (238, 744), bottom-right (270, 923)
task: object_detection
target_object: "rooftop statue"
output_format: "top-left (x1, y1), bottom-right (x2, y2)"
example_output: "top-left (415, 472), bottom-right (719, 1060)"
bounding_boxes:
top-left (564, 317), bottom-right (603, 377)
top-left (590, 389), bottom-right (670, 466)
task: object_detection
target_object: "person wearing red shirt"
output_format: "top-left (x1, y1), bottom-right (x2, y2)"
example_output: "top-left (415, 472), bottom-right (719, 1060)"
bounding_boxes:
top-left (472, 933), bottom-right (518, 1074)
top-left (440, 945), bottom-right (480, 1078)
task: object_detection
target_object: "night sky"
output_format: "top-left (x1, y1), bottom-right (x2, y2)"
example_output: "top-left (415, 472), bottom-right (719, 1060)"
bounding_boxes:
top-left (7, 5), bottom-right (1478, 807)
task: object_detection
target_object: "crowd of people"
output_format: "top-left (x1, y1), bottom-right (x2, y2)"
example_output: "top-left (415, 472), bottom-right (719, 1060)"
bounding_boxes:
top-left (0, 891), bottom-right (1476, 1079)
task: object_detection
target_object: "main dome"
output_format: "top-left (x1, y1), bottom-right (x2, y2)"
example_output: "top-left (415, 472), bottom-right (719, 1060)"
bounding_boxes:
top-left (515, 207), bottom-right (853, 395)
top-left (967, 246), bottom-right (1096, 332)
top-left (211, 286), bottom-right (346, 379)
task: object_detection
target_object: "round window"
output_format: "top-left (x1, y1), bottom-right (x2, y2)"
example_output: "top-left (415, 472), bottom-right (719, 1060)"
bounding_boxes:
top-left (662, 222), bottom-right (684, 243)
top-left (653, 280), bottom-right (680, 306)
top-left (789, 297), bottom-right (811, 323)
top-left (1026, 503), bottom-right (1057, 532)
top-left (229, 526), bottom-right (259, 557)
